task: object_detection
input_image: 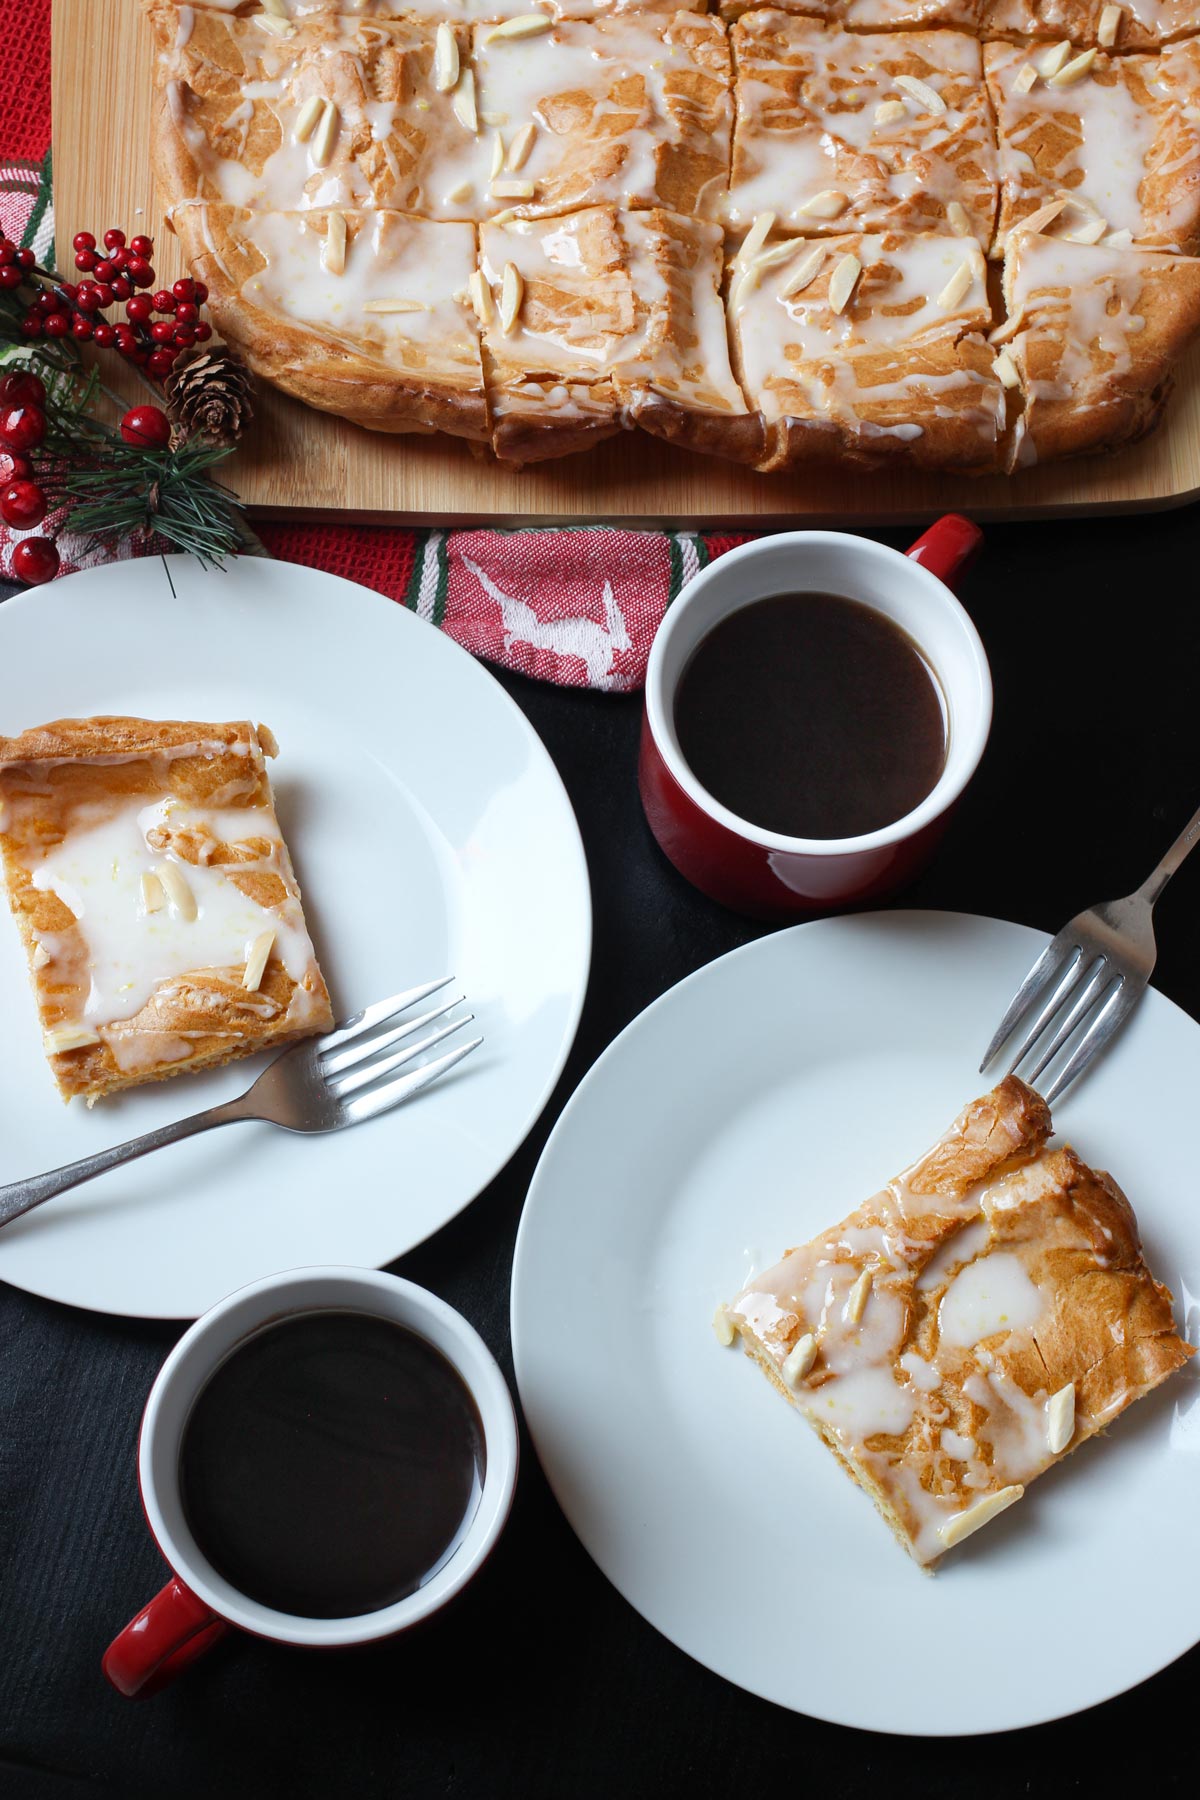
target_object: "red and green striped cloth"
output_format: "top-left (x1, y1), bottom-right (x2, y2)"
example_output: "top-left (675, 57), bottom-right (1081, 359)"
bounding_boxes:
top-left (0, 0), bottom-right (750, 691)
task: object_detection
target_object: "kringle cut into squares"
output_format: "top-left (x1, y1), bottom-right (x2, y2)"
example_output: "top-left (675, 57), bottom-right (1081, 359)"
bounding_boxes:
top-left (986, 38), bottom-right (1200, 256)
top-left (726, 15), bottom-right (997, 248)
top-left (729, 228), bottom-right (1007, 470)
top-left (1000, 230), bottom-right (1200, 464)
top-left (980, 0), bottom-right (1200, 50)
top-left (722, 1078), bottom-right (1194, 1566)
top-left (477, 206), bottom-right (761, 462)
top-left (147, 5), bottom-right (488, 218)
top-left (170, 207), bottom-right (486, 440)
top-left (0, 718), bottom-right (334, 1104)
top-left (468, 14), bottom-right (733, 223)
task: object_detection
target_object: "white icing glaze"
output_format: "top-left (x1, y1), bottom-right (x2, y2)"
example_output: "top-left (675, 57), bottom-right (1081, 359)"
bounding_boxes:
top-left (938, 1251), bottom-right (1046, 1348)
top-left (1008, 233), bottom-right (1156, 408)
top-left (915, 1214), bottom-right (990, 1290)
top-left (803, 1366), bottom-right (917, 1440)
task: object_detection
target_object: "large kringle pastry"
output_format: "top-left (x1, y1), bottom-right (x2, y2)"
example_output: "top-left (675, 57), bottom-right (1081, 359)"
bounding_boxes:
top-left (146, 0), bottom-right (1200, 471)
top-left (718, 1077), bottom-right (1194, 1566)
top-left (0, 717), bottom-right (333, 1103)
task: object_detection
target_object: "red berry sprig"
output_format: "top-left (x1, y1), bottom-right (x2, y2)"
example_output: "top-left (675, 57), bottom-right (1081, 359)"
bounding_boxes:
top-left (0, 368), bottom-right (53, 582)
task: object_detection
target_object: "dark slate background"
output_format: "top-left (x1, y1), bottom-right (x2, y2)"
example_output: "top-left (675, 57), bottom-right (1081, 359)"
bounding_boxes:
top-left (1, 506), bottom-right (1198, 1798)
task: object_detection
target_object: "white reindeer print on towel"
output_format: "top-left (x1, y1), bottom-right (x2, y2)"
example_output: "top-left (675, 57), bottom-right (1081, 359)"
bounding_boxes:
top-left (461, 552), bottom-right (635, 692)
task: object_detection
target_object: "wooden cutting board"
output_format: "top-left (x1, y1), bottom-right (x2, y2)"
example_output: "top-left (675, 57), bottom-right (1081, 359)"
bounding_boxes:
top-left (51, 0), bottom-right (1200, 524)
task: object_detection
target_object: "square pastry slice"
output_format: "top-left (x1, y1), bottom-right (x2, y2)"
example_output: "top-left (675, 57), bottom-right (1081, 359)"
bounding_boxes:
top-left (0, 718), bottom-right (334, 1104)
top-left (170, 207), bottom-right (486, 439)
top-left (980, 0), bottom-right (1200, 51)
top-left (721, 1078), bottom-right (1194, 1566)
top-left (986, 38), bottom-right (1200, 256)
top-left (729, 228), bottom-right (1006, 469)
top-left (478, 206), bottom-right (760, 462)
top-left (726, 15), bottom-right (997, 248)
top-left (721, 0), bottom-right (986, 23)
top-left (469, 14), bottom-right (732, 222)
top-left (1000, 230), bottom-right (1200, 465)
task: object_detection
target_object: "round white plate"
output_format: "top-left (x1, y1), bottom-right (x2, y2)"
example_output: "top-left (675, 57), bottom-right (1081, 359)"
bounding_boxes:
top-left (511, 912), bottom-right (1200, 1736)
top-left (0, 556), bottom-right (590, 1318)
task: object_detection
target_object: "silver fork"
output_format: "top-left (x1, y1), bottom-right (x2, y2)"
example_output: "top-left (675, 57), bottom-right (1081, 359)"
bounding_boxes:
top-left (980, 804), bottom-right (1200, 1104)
top-left (0, 978), bottom-right (481, 1230)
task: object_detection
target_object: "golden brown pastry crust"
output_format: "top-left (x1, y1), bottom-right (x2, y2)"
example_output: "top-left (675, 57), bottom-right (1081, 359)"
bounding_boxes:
top-left (0, 717), bottom-right (334, 1103)
top-left (981, 0), bottom-right (1200, 49)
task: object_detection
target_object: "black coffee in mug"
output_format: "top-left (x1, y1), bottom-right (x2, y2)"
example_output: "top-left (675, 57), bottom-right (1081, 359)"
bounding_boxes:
top-left (179, 1310), bottom-right (485, 1619)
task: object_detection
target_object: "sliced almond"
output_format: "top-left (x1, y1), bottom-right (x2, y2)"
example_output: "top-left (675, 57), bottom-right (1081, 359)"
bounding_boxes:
top-left (448, 179), bottom-right (474, 204)
top-left (31, 942), bottom-right (50, 970)
top-left (726, 260), bottom-right (761, 316)
top-left (782, 1332), bottom-right (818, 1388)
top-left (452, 68), bottom-right (478, 135)
top-left (1046, 1382), bottom-right (1076, 1454)
top-left (43, 1024), bottom-right (101, 1055)
top-left (261, 0), bottom-right (288, 14)
top-left (798, 188), bottom-right (849, 220)
top-left (293, 94), bottom-right (325, 144)
top-left (781, 243), bottom-right (826, 298)
top-left (480, 110), bottom-right (510, 127)
top-left (994, 347), bottom-right (1020, 388)
top-left (256, 722), bottom-right (279, 758)
top-left (1048, 47), bottom-right (1096, 86)
top-left (1104, 226), bottom-right (1134, 248)
top-left (1098, 2), bottom-right (1123, 46)
top-left (243, 929), bottom-right (276, 993)
top-left (1013, 61), bottom-right (1039, 95)
top-left (827, 252), bottom-right (862, 315)
top-left (989, 307), bottom-right (1025, 345)
top-left (753, 239), bottom-right (803, 271)
top-left (363, 297), bottom-right (428, 313)
top-left (156, 861), bottom-right (197, 921)
top-left (874, 98), bottom-right (906, 125)
top-left (311, 98), bottom-right (340, 168)
top-left (141, 870), bottom-right (166, 913)
top-left (938, 1484), bottom-right (1024, 1549)
top-left (936, 257), bottom-right (976, 309)
top-left (1037, 39), bottom-right (1072, 77)
top-left (737, 210), bottom-right (776, 269)
top-left (491, 178), bottom-right (535, 198)
top-left (323, 209), bottom-right (347, 275)
top-left (846, 1267), bottom-right (873, 1325)
top-left (894, 74), bottom-right (947, 116)
top-left (1014, 196), bottom-right (1068, 236)
top-left (255, 11), bottom-right (293, 35)
top-left (507, 121), bottom-right (537, 172)
top-left (1066, 214), bottom-right (1108, 244)
top-left (434, 21), bottom-right (459, 93)
top-left (484, 13), bottom-right (554, 41)
top-left (499, 260), bottom-right (523, 334)
top-left (946, 200), bottom-right (971, 236)
top-left (489, 130), bottom-right (506, 180)
top-left (712, 1304), bottom-right (737, 1347)
top-left (469, 268), bottom-right (495, 325)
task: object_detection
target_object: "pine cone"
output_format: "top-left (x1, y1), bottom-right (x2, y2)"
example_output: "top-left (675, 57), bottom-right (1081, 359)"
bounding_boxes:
top-left (165, 346), bottom-right (255, 446)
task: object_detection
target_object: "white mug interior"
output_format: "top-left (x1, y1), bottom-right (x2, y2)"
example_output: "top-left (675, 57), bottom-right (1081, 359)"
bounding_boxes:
top-left (645, 532), bottom-right (992, 857)
top-left (139, 1267), bottom-right (519, 1647)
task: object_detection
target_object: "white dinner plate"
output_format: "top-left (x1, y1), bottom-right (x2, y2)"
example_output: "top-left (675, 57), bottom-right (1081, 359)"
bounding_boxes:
top-left (511, 912), bottom-right (1200, 1736)
top-left (0, 556), bottom-right (590, 1318)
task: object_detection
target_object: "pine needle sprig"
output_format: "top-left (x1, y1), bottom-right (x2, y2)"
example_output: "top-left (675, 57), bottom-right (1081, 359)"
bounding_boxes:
top-left (52, 438), bottom-right (246, 569)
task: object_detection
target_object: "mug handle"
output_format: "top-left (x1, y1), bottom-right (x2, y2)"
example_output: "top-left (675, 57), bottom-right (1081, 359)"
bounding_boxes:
top-left (102, 1577), bottom-right (228, 1698)
top-left (904, 513), bottom-right (983, 592)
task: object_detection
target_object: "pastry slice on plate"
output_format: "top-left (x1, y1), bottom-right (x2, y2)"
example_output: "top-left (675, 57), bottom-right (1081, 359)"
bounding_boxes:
top-left (986, 37), bottom-right (1200, 256)
top-left (980, 0), bottom-right (1200, 50)
top-left (477, 205), bottom-right (761, 462)
top-left (726, 15), bottom-right (997, 247)
top-left (721, 1077), bottom-right (1194, 1566)
top-left (169, 206), bottom-right (487, 440)
top-left (999, 229), bottom-right (1200, 465)
top-left (728, 227), bottom-right (1007, 469)
top-left (0, 718), bottom-right (334, 1104)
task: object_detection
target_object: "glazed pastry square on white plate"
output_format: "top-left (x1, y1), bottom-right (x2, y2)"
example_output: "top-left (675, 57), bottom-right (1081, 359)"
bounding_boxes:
top-left (728, 227), bottom-right (1007, 470)
top-left (722, 1077), bottom-right (1194, 1566)
top-left (985, 37), bottom-right (1200, 255)
top-left (0, 717), bottom-right (334, 1104)
top-left (726, 14), bottom-right (997, 247)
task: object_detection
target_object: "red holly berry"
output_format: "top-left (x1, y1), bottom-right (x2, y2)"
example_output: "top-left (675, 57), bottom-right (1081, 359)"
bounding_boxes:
top-left (109, 246), bottom-right (131, 270)
top-left (130, 234), bottom-right (154, 257)
top-left (1, 479), bottom-right (47, 529)
top-left (173, 326), bottom-right (196, 348)
top-left (0, 451), bottom-right (32, 484)
top-left (72, 316), bottom-right (93, 341)
top-left (172, 278), bottom-right (196, 303)
top-left (120, 404), bottom-right (171, 448)
top-left (14, 247), bottom-right (35, 270)
top-left (103, 228), bottom-right (126, 250)
top-left (128, 258), bottom-right (154, 288)
top-left (93, 322), bottom-right (117, 348)
top-left (146, 348), bottom-right (177, 379)
top-left (174, 301), bottom-right (198, 326)
top-left (152, 289), bottom-right (175, 313)
top-left (72, 231), bottom-right (96, 252)
top-left (193, 321), bottom-right (213, 343)
top-left (74, 249), bottom-right (97, 272)
top-left (0, 266), bottom-right (21, 290)
top-left (34, 292), bottom-right (58, 317)
top-left (193, 280), bottom-right (209, 304)
top-left (126, 294), bottom-right (153, 323)
top-left (0, 371), bottom-right (45, 409)
top-left (92, 259), bottom-right (115, 283)
top-left (19, 315), bottom-right (41, 339)
top-left (149, 321), bottom-right (173, 343)
top-left (74, 286), bottom-right (98, 313)
top-left (43, 313), bottom-right (70, 338)
top-left (0, 405), bottom-right (45, 451)
top-left (92, 283), bottom-right (114, 309)
top-left (111, 276), bottom-right (133, 301)
top-left (11, 536), bottom-right (59, 585)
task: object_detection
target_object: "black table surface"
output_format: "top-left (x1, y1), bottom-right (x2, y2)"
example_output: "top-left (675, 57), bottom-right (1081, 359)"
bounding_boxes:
top-left (2, 507), bottom-right (1198, 1800)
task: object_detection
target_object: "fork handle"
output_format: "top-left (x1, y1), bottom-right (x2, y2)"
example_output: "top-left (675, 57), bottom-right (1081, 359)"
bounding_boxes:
top-left (0, 1095), bottom-right (253, 1230)
top-left (1138, 801), bottom-right (1200, 907)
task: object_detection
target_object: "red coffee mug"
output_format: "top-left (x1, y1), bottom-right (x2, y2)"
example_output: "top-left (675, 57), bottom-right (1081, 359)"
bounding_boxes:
top-left (638, 516), bottom-right (989, 919)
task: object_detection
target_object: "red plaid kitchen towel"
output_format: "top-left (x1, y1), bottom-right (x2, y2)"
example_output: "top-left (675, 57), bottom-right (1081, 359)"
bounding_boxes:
top-left (0, 0), bottom-right (752, 692)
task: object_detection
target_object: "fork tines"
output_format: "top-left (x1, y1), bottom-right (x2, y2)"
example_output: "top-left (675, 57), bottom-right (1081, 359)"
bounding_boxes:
top-left (980, 932), bottom-right (1137, 1106)
top-left (319, 977), bottom-right (482, 1117)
